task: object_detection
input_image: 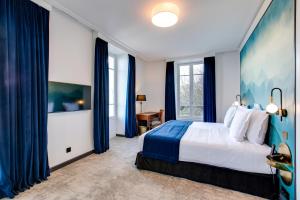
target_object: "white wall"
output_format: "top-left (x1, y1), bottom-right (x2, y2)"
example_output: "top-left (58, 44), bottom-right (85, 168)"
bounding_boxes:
top-left (215, 51), bottom-right (240, 122)
top-left (48, 9), bottom-right (94, 167)
top-left (141, 61), bottom-right (166, 114)
top-left (136, 58), bottom-right (146, 112)
top-left (47, 8), bottom-right (147, 164)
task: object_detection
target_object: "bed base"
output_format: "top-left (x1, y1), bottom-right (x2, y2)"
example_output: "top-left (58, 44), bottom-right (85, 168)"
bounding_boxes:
top-left (135, 152), bottom-right (278, 199)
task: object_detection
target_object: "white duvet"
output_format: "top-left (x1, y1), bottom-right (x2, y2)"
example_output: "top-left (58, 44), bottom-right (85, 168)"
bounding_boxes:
top-left (139, 122), bottom-right (274, 174)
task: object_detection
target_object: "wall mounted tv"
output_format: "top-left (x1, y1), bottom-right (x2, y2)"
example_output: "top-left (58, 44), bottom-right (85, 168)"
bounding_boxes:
top-left (48, 81), bottom-right (91, 113)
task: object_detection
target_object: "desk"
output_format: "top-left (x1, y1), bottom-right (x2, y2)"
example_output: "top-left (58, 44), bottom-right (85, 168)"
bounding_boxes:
top-left (136, 112), bottom-right (160, 133)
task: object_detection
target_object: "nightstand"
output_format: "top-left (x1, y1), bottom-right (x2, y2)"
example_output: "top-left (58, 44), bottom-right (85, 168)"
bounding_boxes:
top-left (136, 112), bottom-right (162, 135)
top-left (266, 143), bottom-right (293, 185)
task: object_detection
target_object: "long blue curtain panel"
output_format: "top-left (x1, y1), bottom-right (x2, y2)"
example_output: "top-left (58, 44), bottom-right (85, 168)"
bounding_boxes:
top-left (203, 57), bottom-right (216, 122)
top-left (0, 0), bottom-right (50, 198)
top-left (125, 55), bottom-right (137, 138)
top-left (165, 61), bottom-right (176, 121)
top-left (93, 37), bottom-right (110, 153)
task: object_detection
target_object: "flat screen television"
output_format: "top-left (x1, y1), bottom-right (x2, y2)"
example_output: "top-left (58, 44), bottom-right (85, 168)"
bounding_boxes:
top-left (48, 81), bottom-right (91, 113)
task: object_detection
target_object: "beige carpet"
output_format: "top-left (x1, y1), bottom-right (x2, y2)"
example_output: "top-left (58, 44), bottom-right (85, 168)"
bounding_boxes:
top-left (11, 137), bottom-right (264, 200)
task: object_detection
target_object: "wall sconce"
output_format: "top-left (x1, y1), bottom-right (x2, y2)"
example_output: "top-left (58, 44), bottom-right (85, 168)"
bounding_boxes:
top-left (77, 99), bottom-right (84, 109)
top-left (266, 88), bottom-right (288, 121)
top-left (233, 94), bottom-right (241, 106)
top-left (77, 99), bottom-right (85, 105)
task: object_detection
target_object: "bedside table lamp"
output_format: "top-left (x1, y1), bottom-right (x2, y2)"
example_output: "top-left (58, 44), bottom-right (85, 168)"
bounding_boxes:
top-left (266, 88), bottom-right (288, 121)
top-left (136, 95), bottom-right (146, 113)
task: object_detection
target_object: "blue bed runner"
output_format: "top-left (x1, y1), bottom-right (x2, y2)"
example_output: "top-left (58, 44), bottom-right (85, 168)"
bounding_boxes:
top-left (142, 120), bottom-right (193, 163)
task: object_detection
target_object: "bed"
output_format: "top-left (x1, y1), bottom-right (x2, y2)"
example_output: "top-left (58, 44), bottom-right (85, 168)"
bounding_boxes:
top-left (135, 121), bottom-right (278, 198)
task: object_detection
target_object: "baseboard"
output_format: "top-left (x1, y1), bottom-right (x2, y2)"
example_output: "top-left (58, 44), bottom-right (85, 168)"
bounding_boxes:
top-left (116, 134), bottom-right (125, 137)
top-left (50, 150), bottom-right (94, 172)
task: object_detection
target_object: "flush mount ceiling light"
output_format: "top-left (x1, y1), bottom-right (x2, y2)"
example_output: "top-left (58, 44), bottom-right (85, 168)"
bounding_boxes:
top-left (152, 2), bottom-right (179, 27)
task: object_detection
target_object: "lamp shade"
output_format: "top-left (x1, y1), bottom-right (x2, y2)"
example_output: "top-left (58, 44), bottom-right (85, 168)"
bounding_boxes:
top-left (136, 95), bottom-right (146, 101)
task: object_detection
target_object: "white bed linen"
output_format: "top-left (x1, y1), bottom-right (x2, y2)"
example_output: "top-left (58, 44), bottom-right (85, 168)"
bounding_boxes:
top-left (138, 122), bottom-right (274, 174)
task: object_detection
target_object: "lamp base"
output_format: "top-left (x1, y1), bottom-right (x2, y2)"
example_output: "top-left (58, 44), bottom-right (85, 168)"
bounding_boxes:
top-left (277, 109), bottom-right (288, 121)
top-left (140, 102), bottom-right (143, 113)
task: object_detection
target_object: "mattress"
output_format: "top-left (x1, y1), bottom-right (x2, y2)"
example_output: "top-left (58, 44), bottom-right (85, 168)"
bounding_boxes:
top-left (138, 122), bottom-right (274, 174)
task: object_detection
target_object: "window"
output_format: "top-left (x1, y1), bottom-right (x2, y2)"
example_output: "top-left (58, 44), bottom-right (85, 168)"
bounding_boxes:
top-left (109, 55), bottom-right (117, 117)
top-left (176, 62), bottom-right (204, 120)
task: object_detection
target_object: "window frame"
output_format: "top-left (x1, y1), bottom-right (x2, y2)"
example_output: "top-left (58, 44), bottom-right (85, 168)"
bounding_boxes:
top-left (175, 61), bottom-right (204, 121)
top-left (108, 54), bottom-right (118, 118)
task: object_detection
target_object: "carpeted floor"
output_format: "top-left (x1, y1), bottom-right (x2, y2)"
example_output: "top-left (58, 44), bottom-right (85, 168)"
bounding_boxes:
top-left (11, 137), bottom-right (264, 200)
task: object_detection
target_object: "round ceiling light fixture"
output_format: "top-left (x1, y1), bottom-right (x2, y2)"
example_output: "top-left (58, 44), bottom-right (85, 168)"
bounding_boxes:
top-left (152, 2), bottom-right (179, 28)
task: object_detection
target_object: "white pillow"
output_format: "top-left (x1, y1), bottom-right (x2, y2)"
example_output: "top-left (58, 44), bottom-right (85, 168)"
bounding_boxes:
top-left (247, 109), bottom-right (269, 145)
top-left (229, 107), bottom-right (253, 142)
top-left (224, 106), bottom-right (238, 128)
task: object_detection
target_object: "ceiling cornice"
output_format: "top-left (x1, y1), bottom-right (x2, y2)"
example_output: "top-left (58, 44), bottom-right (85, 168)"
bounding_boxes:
top-left (41, 0), bottom-right (263, 63)
top-left (166, 47), bottom-right (239, 63)
top-left (31, 0), bottom-right (52, 11)
top-left (44, 0), bottom-right (150, 62)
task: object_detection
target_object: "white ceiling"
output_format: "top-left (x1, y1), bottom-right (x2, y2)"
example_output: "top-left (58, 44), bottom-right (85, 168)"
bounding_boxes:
top-left (46, 0), bottom-right (264, 61)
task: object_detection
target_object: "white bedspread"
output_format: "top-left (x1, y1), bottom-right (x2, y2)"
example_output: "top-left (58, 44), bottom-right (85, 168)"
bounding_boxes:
top-left (138, 122), bottom-right (274, 174)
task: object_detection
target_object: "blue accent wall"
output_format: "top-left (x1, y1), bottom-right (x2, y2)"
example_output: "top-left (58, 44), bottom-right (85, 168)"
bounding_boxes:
top-left (240, 0), bottom-right (295, 198)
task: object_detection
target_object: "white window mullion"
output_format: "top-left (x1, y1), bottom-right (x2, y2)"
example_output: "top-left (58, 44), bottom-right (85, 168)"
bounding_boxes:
top-left (189, 64), bottom-right (193, 118)
top-left (114, 58), bottom-right (118, 118)
top-left (177, 65), bottom-right (181, 118)
top-left (108, 54), bottom-right (118, 118)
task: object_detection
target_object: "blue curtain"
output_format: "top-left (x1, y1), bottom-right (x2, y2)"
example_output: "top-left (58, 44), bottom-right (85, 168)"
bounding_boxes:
top-left (125, 55), bottom-right (137, 138)
top-left (0, 0), bottom-right (49, 198)
top-left (165, 62), bottom-right (176, 121)
top-left (203, 57), bottom-right (216, 122)
top-left (93, 38), bottom-right (109, 153)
